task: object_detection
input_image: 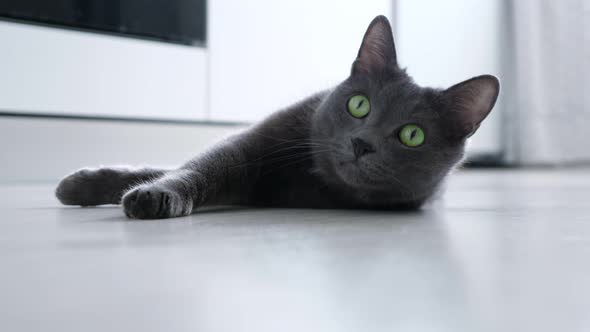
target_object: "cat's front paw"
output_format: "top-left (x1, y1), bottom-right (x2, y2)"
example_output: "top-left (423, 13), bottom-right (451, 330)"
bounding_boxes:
top-left (56, 167), bottom-right (120, 206)
top-left (122, 185), bottom-right (192, 219)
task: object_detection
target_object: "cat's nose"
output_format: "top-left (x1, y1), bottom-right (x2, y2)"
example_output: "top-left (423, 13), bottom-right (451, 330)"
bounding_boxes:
top-left (351, 137), bottom-right (375, 159)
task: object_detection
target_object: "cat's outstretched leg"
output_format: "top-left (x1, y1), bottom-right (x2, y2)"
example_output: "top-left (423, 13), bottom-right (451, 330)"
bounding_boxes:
top-left (119, 94), bottom-right (321, 219)
top-left (56, 167), bottom-right (167, 206)
top-left (122, 135), bottom-right (258, 219)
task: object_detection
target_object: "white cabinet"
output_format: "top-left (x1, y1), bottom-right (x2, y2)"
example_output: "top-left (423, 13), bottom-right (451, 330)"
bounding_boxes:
top-left (208, 0), bottom-right (393, 121)
top-left (0, 1), bottom-right (392, 123)
top-left (0, 20), bottom-right (208, 121)
top-left (395, 0), bottom-right (505, 155)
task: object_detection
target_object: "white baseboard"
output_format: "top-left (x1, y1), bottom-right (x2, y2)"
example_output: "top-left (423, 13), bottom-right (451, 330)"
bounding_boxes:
top-left (0, 116), bottom-right (245, 183)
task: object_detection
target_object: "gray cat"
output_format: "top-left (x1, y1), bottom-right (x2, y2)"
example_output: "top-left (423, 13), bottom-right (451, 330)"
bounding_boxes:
top-left (56, 16), bottom-right (499, 219)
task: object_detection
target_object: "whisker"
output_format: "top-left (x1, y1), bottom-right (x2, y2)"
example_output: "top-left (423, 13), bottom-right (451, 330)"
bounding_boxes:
top-left (261, 149), bottom-right (332, 176)
top-left (228, 137), bottom-right (337, 170)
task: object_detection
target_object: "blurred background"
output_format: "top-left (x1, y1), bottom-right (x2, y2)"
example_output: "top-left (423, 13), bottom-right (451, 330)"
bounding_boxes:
top-left (0, 0), bottom-right (587, 182)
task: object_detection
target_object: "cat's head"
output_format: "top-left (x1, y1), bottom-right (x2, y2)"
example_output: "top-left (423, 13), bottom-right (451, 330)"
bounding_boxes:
top-left (312, 15), bottom-right (499, 206)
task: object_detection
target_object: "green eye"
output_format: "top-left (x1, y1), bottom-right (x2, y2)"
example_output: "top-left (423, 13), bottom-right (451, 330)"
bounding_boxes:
top-left (347, 94), bottom-right (370, 118)
top-left (399, 124), bottom-right (425, 147)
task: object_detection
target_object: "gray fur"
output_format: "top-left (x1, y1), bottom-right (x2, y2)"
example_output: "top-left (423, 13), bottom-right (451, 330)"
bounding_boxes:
top-left (56, 167), bottom-right (167, 206)
top-left (56, 16), bottom-right (500, 219)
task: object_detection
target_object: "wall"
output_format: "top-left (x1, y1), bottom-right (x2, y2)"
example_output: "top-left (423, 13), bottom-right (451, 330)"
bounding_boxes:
top-left (504, 0), bottom-right (590, 165)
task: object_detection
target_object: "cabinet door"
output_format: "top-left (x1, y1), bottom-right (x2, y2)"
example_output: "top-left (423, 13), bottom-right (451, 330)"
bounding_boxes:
top-left (396, 0), bottom-right (504, 156)
top-left (0, 20), bottom-right (208, 121)
top-left (208, 0), bottom-right (393, 122)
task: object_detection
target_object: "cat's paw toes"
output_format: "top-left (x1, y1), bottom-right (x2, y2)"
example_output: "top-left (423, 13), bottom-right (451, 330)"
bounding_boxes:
top-left (122, 186), bottom-right (191, 219)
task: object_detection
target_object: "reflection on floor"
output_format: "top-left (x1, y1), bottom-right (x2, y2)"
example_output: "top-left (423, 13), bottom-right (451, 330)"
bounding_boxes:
top-left (0, 168), bottom-right (589, 332)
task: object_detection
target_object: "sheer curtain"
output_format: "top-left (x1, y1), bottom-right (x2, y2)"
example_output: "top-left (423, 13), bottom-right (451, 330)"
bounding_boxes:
top-left (504, 0), bottom-right (589, 165)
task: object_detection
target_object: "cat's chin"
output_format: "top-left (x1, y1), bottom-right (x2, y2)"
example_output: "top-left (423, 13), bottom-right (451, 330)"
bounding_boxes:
top-left (315, 149), bottom-right (405, 192)
top-left (332, 160), bottom-right (394, 191)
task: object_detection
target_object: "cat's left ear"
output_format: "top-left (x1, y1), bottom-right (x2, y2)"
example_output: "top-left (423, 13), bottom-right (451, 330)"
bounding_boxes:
top-left (352, 15), bottom-right (397, 75)
top-left (444, 75), bottom-right (500, 139)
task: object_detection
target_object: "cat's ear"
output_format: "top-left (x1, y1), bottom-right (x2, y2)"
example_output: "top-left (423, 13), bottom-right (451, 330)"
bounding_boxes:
top-left (352, 15), bottom-right (397, 75)
top-left (444, 75), bottom-right (500, 139)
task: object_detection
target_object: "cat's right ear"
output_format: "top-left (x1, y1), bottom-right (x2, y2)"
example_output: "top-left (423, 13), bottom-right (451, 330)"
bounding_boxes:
top-left (444, 75), bottom-right (500, 139)
top-left (352, 15), bottom-right (398, 76)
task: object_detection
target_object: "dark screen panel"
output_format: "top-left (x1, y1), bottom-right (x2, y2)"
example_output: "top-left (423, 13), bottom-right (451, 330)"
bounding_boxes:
top-left (0, 0), bottom-right (206, 46)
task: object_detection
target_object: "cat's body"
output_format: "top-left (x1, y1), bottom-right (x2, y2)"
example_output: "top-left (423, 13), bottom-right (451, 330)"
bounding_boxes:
top-left (56, 16), bottom-right (499, 219)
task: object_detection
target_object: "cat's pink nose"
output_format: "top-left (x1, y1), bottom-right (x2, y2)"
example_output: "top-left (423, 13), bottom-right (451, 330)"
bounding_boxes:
top-left (351, 137), bottom-right (375, 159)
